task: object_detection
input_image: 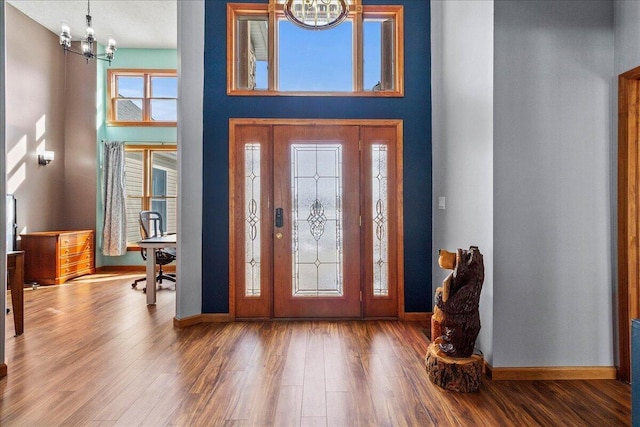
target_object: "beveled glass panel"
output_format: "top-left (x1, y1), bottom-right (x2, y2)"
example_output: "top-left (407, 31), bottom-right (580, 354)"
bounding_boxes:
top-left (291, 143), bottom-right (343, 296)
top-left (372, 144), bottom-right (389, 296)
top-left (245, 143), bottom-right (261, 296)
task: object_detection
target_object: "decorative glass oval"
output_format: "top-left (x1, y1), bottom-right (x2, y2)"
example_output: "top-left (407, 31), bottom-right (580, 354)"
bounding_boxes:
top-left (284, 0), bottom-right (349, 30)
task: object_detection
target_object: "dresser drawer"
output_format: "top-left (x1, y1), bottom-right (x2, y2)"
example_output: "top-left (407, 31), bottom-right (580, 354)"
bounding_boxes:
top-left (60, 241), bottom-right (93, 257)
top-left (59, 232), bottom-right (93, 249)
top-left (59, 259), bottom-right (94, 279)
top-left (61, 250), bottom-right (94, 266)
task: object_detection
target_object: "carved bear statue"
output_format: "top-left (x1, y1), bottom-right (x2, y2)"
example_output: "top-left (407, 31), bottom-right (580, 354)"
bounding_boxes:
top-left (431, 246), bottom-right (484, 358)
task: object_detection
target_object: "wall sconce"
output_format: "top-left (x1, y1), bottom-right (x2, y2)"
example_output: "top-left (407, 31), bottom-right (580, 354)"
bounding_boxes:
top-left (38, 151), bottom-right (55, 165)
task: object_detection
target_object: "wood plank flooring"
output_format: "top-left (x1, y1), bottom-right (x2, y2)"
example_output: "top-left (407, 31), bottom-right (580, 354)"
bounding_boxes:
top-left (0, 273), bottom-right (631, 426)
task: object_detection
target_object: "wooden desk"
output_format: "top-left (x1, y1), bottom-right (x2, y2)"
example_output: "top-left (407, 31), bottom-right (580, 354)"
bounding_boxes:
top-left (137, 235), bottom-right (177, 305)
top-left (7, 251), bottom-right (24, 336)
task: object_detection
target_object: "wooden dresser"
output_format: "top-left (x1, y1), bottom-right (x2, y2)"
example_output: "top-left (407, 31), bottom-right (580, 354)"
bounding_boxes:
top-left (20, 230), bottom-right (95, 285)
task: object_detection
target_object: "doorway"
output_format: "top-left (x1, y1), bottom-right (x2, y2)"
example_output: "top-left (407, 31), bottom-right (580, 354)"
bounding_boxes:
top-left (229, 119), bottom-right (403, 319)
top-left (618, 66), bottom-right (640, 382)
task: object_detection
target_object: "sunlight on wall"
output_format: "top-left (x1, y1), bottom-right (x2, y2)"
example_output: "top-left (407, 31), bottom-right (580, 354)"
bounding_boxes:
top-left (7, 163), bottom-right (26, 195)
top-left (35, 139), bottom-right (46, 156)
top-left (35, 114), bottom-right (46, 141)
top-left (7, 134), bottom-right (26, 172)
top-left (35, 113), bottom-right (48, 156)
top-left (7, 134), bottom-right (27, 194)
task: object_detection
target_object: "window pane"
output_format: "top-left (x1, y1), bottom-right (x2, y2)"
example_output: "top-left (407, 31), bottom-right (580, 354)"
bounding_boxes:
top-left (150, 100), bottom-right (177, 121)
top-left (151, 152), bottom-right (177, 196)
top-left (164, 198), bottom-right (177, 234)
top-left (237, 18), bottom-right (269, 90)
top-left (364, 18), bottom-right (394, 91)
top-left (151, 76), bottom-right (177, 98)
top-left (278, 20), bottom-right (352, 92)
top-left (116, 99), bottom-right (143, 121)
top-left (117, 76), bottom-right (144, 98)
top-left (364, 20), bottom-right (382, 91)
top-left (125, 151), bottom-right (144, 197)
top-left (151, 151), bottom-right (177, 235)
top-left (126, 197), bottom-right (143, 243)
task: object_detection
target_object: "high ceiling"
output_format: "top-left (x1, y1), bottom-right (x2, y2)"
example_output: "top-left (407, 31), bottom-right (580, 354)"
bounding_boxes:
top-left (6, 0), bottom-right (177, 49)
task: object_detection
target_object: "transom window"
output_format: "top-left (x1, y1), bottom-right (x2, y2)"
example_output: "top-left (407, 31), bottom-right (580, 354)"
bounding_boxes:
top-left (227, 1), bottom-right (404, 96)
top-left (124, 144), bottom-right (177, 246)
top-left (108, 69), bottom-right (177, 126)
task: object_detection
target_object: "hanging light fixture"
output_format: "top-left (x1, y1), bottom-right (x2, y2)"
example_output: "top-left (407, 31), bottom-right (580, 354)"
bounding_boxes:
top-left (59, 0), bottom-right (116, 64)
top-left (283, 0), bottom-right (350, 30)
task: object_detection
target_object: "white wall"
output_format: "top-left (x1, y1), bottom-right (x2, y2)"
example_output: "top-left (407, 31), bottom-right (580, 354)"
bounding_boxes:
top-left (431, 1), bottom-right (494, 363)
top-left (1, 0), bottom-right (7, 368)
top-left (613, 0), bottom-right (640, 365)
top-left (614, 1), bottom-right (640, 76)
top-left (176, 0), bottom-right (204, 319)
top-left (493, 1), bottom-right (614, 367)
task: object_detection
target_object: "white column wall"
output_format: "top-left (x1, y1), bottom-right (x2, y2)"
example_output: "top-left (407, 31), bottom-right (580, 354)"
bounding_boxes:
top-left (1, 0), bottom-right (7, 367)
top-left (493, 1), bottom-right (614, 367)
top-left (176, 0), bottom-right (204, 318)
top-left (431, 0), bottom-right (494, 364)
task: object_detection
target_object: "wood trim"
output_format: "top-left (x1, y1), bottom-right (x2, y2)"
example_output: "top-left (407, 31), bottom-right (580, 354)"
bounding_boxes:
top-left (396, 123), bottom-right (405, 318)
top-left (402, 312), bottom-right (431, 322)
top-left (230, 118), bottom-right (403, 127)
top-left (486, 364), bottom-right (618, 381)
top-left (201, 313), bottom-right (234, 323)
top-left (228, 90), bottom-right (403, 98)
top-left (617, 67), bottom-right (640, 383)
top-left (0, 363), bottom-right (6, 378)
top-left (106, 68), bottom-right (177, 126)
top-left (228, 121), bottom-right (237, 320)
top-left (173, 313), bottom-right (234, 328)
top-left (227, 3), bottom-right (403, 97)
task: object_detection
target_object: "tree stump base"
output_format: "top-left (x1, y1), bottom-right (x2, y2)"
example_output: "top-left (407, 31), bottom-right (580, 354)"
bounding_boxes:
top-left (425, 342), bottom-right (483, 392)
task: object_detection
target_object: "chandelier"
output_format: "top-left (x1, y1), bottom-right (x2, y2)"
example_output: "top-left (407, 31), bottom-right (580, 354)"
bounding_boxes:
top-left (283, 0), bottom-right (350, 30)
top-left (59, 0), bottom-right (116, 64)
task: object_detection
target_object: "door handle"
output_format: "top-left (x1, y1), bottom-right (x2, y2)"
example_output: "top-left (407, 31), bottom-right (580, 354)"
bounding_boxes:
top-left (275, 208), bottom-right (284, 228)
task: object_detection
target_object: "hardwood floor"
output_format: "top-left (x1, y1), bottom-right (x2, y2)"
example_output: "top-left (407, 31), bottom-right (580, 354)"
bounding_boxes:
top-left (1, 273), bottom-right (631, 426)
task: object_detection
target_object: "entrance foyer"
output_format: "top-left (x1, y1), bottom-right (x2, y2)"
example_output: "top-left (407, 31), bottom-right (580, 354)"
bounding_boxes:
top-left (230, 119), bottom-right (403, 319)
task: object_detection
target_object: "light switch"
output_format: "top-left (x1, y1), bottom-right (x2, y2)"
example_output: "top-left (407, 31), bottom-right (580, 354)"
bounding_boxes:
top-left (438, 196), bottom-right (446, 210)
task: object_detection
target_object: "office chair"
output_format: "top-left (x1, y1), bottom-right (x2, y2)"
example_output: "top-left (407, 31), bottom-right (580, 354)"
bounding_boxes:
top-left (131, 210), bottom-right (176, 293)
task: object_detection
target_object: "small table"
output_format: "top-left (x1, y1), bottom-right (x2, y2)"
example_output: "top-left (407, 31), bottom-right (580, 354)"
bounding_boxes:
top-left (137, 235), bottom-right (177, 305)
top-left (7, 251), bottom-right (24, 336)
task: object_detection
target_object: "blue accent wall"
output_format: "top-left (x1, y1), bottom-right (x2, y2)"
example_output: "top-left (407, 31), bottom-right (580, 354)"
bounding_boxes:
top-left (202, 0), bottom-right (431, 313)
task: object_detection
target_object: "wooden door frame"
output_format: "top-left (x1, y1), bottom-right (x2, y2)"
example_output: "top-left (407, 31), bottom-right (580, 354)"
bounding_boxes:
top-left (228, 118), bottom-right (404, 320)
top-left (618, 66), bottom-right (640, 382)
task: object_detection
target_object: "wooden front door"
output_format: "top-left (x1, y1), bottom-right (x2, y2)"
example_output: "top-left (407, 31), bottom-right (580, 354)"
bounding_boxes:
top-left (231, 119), bottom-right (402, 319)
top-left (273, 125), bottom-right (361, 317)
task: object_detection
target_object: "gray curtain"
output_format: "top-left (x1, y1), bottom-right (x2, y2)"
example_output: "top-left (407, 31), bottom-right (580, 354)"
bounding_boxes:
top-left (102, 140), bottom-right (127, 256)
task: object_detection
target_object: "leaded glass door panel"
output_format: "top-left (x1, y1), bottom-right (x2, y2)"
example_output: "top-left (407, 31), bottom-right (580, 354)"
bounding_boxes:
top-left (273, 125), bottom-right (361, 317)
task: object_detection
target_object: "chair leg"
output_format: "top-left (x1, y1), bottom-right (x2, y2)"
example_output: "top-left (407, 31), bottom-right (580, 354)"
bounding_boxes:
top-left (132, 276), bottom-right (146, 289)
